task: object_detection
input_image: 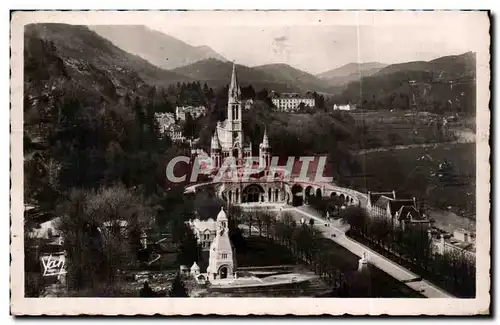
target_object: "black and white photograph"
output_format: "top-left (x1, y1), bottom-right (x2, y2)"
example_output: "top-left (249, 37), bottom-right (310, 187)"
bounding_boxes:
top-left (10, 10), bottom-right (490, 315)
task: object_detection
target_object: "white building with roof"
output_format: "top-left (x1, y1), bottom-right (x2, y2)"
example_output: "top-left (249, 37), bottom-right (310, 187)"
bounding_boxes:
top-left (176, 105), bottom-right (207, 121)
top-left (333, 104), bottom-right (356, 111)
top-left (187, 207), bottom-right (237, 282)
top-left (206, 207), bottom-right (237, 281)
top-left (271, 92), bottom-right (315, 112)
top-left (167, 124), bottom-right (185, 142)
top-left (154, 112), bottom-right (176, 135)
top-left (187, 218), bottom-right (217, 251)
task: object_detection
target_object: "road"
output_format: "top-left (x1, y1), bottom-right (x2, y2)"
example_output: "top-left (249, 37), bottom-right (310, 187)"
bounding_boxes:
top-left (283, 206), bottom-right (454, 298)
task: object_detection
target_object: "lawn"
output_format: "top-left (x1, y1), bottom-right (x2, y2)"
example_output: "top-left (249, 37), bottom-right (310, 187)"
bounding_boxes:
top-left (350, 143), bottom-right (476, 219)
top-left (350, 110), bottom-right (473, 148)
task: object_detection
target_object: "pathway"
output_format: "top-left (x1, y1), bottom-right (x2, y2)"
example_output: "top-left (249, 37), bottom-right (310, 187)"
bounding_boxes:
top-left (286, 206), bottom-right (454, 298)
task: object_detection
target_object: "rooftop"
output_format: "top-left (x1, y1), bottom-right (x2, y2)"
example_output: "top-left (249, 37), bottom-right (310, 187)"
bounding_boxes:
top-left (388, 199), bottom-right (415, 217)
top-left (271, 92), bottom-right (314, 99)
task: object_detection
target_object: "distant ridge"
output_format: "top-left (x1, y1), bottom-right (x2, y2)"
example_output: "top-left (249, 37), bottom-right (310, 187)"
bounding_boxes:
top-left (172, 59), bottom-right (335, 94)
top-left (89, 25), bottom-right (228, 70)
top-left (331, 52), bottom-right (476, 114)
top-left (316, 62), bottom-right (387, 87)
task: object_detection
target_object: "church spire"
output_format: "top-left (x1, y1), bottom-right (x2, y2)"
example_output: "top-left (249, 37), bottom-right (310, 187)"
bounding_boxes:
top-left (261, 127), bottom-right (269, 148)
top-left (228, 62), bottom-right (241, 100)
top-left (211, 128), bottom-right (221, 150)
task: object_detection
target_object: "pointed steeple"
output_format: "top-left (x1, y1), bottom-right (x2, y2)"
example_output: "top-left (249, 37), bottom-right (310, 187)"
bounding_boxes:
top-left (211, 128), bottom-right (221, 150)
top-left (228, 62), bottom-right (241, 100)
top-left (261, 127), bottom-right (269, 148)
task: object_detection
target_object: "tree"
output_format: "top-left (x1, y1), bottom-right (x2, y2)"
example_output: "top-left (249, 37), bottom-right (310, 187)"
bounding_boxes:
top-left (260, 212), bottom-right (273, 238)
top-left (176, 223), bottom-right (201, 266)
top-left (139, 281), bottom-right (155, 297)
top-left (24, 219), bottom-right (43, 297)
top-left (169, 273), bottom-right (188, 297)
top-left (241, 85), bottom-right (256, 99)
top-left (340, 206), bottom-right (368, 234)
top-left (58, 185), bottom-right (154, 290)
top-left (313, 92), bottom-right (325, 110)
top-left (183, 113), bottom-right (196, 139)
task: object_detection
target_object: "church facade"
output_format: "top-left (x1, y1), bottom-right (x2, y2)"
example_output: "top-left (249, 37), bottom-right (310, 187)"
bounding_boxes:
top-left (210, 63), bottom-right (271, 169)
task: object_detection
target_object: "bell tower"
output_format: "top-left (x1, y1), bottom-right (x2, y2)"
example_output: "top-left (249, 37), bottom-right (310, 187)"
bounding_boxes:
top-left (207, 207), bottom-right (236, 281)
top-left (259, 127), bottom-right (271, 168)
top-left (210, 129), bottom-right (222, 169)
top-left (227, 62), bottom-right (243, 158)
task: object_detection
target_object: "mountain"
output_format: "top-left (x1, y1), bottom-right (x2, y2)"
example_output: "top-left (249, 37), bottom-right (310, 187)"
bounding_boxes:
top-left (332, 52), bottom-right (476, 114)
top-left (25, 23), bottom-right (190, 99)
top-left (253, 63), bottom-right (332, 93)
top-left (89, 25), bottom-right (228, 70)
top-left (375, 52), bottom-right (476, 79)
top-left (317, 62), bottom-right (387, 87)
top-left (172, 59), bottom-right (334, 94)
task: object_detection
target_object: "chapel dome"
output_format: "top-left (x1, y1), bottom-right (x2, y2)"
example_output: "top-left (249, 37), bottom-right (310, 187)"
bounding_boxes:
top-left (217, 207), bottom-right (227, 221)
top-left (191, 262), bottom-right (200, 271)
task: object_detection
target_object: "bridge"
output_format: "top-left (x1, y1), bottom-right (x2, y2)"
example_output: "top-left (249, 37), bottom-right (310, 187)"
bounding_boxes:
top-left (184, 175), bottom-right (367, 209)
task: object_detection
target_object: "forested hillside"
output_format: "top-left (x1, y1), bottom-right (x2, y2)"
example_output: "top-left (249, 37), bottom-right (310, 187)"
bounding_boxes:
top-left (171, 58), bottom-right (335, 94)
top-left (331, 52), bottom-right (476, 115)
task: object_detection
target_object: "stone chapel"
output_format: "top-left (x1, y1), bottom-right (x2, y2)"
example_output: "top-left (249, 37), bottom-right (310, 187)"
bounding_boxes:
top-left (206, 207), bottom-right (237, 281)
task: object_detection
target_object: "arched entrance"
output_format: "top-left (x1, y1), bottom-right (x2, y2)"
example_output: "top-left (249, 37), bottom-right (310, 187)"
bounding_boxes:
top-left (316, 188), bottom-right (322, 198)
top-left (291, 184), bottom-right (304, 206)
top-left (232, 148), bottom-right (239, 158)
top-left (242, 184), bottom-right (265, 203)
top-left (305, 186), bottom-right (314, 204)
top-left (219, 265), bottom-right (228, 279)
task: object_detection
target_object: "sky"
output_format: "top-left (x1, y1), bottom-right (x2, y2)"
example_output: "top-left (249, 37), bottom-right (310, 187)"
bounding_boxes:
top-left (144, 11), bottom-right (486, 74)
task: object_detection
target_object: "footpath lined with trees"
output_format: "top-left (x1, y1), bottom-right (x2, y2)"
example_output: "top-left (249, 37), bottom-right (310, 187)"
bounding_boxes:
top-left (306, 196), bottom-right (475, 298)
top-left (223, 206), bottom-right (422, 297)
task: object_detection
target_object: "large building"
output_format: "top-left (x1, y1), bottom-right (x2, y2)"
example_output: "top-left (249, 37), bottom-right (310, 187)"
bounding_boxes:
top-left (187, 218), bottom-right (217, 251)
top-left (366, 191), bottom-right (430, 229)
top-left (166, 124), bottom-right (185, 142)
top-left (429, 228), bottom-right (476, 260)
top-left (271, 92), bottom-right (315, 112)
top-left (210, 63), bottom-right (270, 168)
top-left (332, 104), bottom-right (356, 111)
top-left (154, 112), bottom-right (176, 135)
top-left (176, 105), bottom-right (207, 121)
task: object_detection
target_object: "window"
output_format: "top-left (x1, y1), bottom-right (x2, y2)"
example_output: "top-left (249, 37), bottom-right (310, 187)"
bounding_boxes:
top-left (222, 253), bottom-right (228, 259)
top-left (233, 105), bottom-right (239, 119)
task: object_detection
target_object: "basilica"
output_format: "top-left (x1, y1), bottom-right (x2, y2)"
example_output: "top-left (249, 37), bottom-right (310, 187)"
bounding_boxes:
top-left (210, 63), bottom-right (271, 169)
